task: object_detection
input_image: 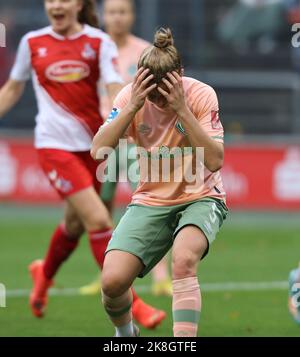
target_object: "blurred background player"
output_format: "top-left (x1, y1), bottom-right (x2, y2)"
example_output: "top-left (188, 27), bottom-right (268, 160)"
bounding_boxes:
top-left (288, 262), bottom-right (300, 324)
top-left (0, 0), bottom-right (165, 329)
top-left (79, 0), bottom-right (172, 298)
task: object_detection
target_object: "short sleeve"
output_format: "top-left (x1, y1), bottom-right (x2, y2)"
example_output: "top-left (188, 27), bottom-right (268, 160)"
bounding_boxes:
top-left (100, 38), bottom-right (123, 85)
top-left (10, 34), bottom-right (31, 81)
top-left (193, 86), bottom-right (224, 144)
top-left (101, 84), bottom-right (135, 140)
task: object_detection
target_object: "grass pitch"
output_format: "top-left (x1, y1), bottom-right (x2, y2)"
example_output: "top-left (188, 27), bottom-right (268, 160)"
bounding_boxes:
top-left (0, 205), bottom-right (299, 337)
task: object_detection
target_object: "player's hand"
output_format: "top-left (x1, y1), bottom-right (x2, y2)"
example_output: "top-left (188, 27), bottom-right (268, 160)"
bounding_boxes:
top-left (128, 67), bottom-right (157, 113)
top-left (158, 71), bottom-right (188, 116)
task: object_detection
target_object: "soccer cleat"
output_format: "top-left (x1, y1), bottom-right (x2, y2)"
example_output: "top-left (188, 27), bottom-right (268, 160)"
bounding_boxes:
top-left (132, 298), bottom-right (166, 329)
top-left (151, 278), bottom-right (173, 297)
top-left (29, 260), bottom-right (53, 318)
top-left (79, 275), bottom-right (101, 296)
top-left (288, 267), bottom-right (300, 324)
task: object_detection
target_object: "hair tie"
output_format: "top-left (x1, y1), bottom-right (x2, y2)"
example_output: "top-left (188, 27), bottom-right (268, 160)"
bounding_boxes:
top-left (154, 43), bottom-right (168, 49)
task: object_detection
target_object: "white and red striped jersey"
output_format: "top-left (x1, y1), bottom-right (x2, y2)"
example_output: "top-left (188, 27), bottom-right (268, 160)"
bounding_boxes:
top-left (10, 25), bottom-right (123, 151)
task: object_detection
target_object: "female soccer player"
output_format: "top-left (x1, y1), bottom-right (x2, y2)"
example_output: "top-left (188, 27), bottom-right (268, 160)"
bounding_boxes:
top-left (0, 0), bottom-right (165, 329)
top-left (92, 27), bottom-right (228, 337)
top-left (80, 0), bottom-right (172, 298)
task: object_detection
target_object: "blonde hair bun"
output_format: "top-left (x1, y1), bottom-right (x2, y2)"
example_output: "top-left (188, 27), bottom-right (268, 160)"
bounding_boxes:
top-left (154, 28), bottom-right (174, 49)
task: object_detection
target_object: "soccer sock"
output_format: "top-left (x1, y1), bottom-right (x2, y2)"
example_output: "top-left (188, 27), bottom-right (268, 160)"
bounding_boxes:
top-left (115, 321), bottom-right (135, 337)
top-left (88, 228), bottom-right (113, 269)
top-left (43, 223), bottom-right (79, 280)
top-left (172, 277), bottom-right (201, 337)
top-left (102, 289), bottom-right (134, 335)
top-left (152, 257), bottom-right (169, 282)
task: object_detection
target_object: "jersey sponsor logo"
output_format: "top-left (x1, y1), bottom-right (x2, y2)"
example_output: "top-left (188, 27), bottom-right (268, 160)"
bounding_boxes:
top-left (175, 120), bottom-right (187, 136)
top-left (45, 60), bottom-right (90, 83)
top-left (211, 110), bottom-right (222, 130)
top-left (81, 43), bottom-right (96, 60)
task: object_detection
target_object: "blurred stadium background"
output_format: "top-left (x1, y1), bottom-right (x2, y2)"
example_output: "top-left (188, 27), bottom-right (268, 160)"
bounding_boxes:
top-left (0, 0), bottom-right (300, 336)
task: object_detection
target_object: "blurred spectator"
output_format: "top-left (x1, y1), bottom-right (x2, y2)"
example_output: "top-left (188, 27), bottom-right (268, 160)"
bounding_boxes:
top-left (0, 10), bottom-right (15, 86)
top-left (217, 0), bottom-right (286, 54)
top-left (283, 0), bottom-right (300, 69)
top-left (285, 0), bottom-right (300, 22)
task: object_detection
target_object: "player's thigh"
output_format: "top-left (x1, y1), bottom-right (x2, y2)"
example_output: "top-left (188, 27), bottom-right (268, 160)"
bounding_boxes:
top-left (172, 198), bottom-right (228, 278)
top-left (67, 187), bottom-right (113, 231)
top-left (174, 198), bottom-right (228, 259)
top-left (172, 225), bottom-right (208, 272)
top-left (106, 204), bottom-right (173, 278)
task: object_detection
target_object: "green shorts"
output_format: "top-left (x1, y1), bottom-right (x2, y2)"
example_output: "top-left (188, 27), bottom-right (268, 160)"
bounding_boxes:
top-left (106, 197), bottom-right (228, 277)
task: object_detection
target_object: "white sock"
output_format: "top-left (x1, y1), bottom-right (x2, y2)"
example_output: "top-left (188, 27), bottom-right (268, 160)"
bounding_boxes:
top-left (115, 321), bottom-right (134, 337)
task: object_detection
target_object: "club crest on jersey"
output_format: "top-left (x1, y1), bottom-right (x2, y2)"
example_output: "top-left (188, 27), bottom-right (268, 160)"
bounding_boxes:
top-left (211, 110), bottom-right (221, 129)
top-left (38, 47), bottom-right (47, 57)
top-left (45, 60), bottom-right (90, 83)
top-left (138, 123), bottom-right (152, 135)
top-left (81, 43), bottom-right (96, 60)
top-left (175, 120), bottom-right (187, 136)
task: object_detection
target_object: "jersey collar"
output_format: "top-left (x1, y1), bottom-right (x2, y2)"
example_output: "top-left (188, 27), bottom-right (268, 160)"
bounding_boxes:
top-left (50, 24), bottom-right (87, 41)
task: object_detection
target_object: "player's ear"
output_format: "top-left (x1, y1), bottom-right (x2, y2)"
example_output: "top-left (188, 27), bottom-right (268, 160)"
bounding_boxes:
top-left (180, 67), bottom-right (184, 77)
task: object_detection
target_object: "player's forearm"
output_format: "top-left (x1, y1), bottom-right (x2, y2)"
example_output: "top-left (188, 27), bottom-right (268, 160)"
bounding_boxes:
top-left (91, 104), bottom-right (136, 160)
top-left (0, 80), bottom-right (25, 119)
top-left (178, 107), bottom-right (224, 172)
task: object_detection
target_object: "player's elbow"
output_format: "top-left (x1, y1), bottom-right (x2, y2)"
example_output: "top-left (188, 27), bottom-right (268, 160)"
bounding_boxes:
top-left (206, 151), bottom-right (224, 173)
top-left (91, 129), bottom-right (105, 160)
top-left (91, 138), bottom-right (102, 161)
top-left (90, 146), bottom-right (98, 161)
top-left (208, 159), bottom-right (223, 173)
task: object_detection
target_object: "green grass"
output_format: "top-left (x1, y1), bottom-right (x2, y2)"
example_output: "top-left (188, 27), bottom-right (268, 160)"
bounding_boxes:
top-left (0, 205), bottom-right (300, 336)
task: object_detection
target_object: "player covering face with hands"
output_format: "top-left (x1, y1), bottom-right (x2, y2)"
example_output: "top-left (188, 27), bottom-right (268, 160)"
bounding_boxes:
top-left (92, 28), bottom-right (228, 337)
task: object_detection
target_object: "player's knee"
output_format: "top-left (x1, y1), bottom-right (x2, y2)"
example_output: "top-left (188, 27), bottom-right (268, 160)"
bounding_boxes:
top-left (101, 271), bottom-right (129, 298)
top-left (84, 212), bottom-right (112, 232)
top-left (172, 251), bottom-right (198, 280)
top-left (64, 217), bottom-right (84, 238)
